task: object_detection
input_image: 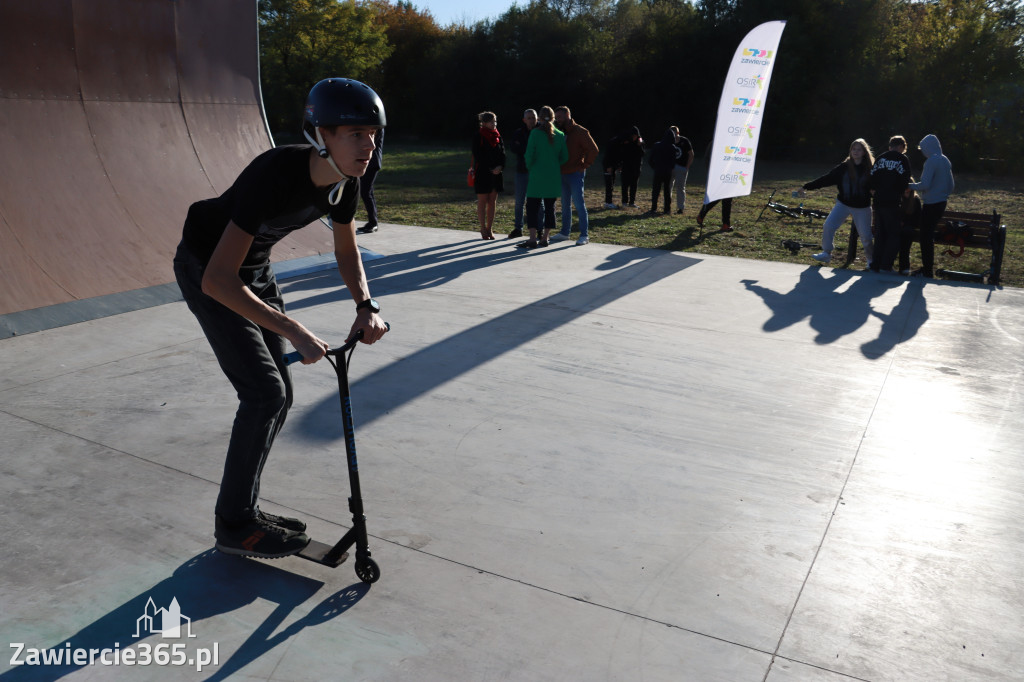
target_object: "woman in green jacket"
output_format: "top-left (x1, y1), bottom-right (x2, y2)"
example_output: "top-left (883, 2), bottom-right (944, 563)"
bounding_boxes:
top-left (518, 106), bottom-right (568, 249)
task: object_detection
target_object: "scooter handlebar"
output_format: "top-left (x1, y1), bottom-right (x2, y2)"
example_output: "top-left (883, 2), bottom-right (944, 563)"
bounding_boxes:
top-left (283, 323), bottom-right (389, 366)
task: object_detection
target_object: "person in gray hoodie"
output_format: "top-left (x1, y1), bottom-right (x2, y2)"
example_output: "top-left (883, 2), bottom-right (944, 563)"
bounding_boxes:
top-left (908, 134), bottom-right (954, 277)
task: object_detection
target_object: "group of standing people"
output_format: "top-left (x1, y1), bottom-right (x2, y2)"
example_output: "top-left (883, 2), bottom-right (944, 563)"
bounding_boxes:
top-left (799, 133), bottom-right (954, 276)
top-left (472, 110), bottom-right (700, 247)
top-left (475, 106), bottom-right (599, 247)
top-left (602, 127), bottom-right (694, 215)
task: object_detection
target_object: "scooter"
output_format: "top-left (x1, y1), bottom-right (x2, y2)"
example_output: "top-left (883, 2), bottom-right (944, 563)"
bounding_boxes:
top-left (283, 328), bottom-right (383, 584)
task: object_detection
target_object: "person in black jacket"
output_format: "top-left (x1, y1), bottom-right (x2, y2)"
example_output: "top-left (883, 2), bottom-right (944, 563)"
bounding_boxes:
top-left (508, 109), bottom-right (537, 238)
top-left (619, 127), bottom-right (644, 208)
top-left (797, 138), bottom-right (875, 265)
top-left (868, 135), bottom-right (912, 272)
top-left (649, 128), bottom-right (681, 214)
top-left (602, 132), bottom-right (623, 208)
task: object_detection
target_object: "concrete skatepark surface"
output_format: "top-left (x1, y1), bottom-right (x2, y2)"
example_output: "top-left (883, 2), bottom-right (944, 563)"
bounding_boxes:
top-left (2, 224), bottom-right (1023, 681)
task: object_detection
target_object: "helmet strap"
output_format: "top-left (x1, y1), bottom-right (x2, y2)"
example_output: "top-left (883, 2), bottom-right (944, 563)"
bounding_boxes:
top-left (304, 127), bottom-right (349, 205)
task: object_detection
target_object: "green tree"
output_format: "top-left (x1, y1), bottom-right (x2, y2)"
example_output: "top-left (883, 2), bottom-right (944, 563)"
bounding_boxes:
top-left (259, 0), bottom-right (392, 139)
top-left (363, 1), bottom-right (443, 134)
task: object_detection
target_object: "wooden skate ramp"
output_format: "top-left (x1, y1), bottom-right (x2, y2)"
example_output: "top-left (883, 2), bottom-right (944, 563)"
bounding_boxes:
top-left (0, 0), bottom-right (334, 319)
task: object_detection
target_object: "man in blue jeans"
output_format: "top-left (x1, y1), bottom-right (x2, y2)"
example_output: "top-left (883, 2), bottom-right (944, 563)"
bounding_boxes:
top-left (551, 106), bottom-right (599, 246)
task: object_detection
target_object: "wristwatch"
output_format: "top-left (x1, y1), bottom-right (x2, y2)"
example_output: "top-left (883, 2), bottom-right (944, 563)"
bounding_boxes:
top-left (356, 298), bottom-right (381, 314)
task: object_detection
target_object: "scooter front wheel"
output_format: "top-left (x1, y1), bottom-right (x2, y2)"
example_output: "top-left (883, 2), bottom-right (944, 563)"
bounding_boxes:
top-left (356, 557), bottom-right (381, 584)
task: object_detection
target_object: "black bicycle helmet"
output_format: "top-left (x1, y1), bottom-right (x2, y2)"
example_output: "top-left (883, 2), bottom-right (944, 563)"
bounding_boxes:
top-left (302, 78), bottom-right (386, 203)
top-left (302, 78), bottom-right (386, 142)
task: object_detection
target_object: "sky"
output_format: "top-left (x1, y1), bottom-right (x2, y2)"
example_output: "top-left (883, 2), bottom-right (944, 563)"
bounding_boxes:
top-left (415, 0), bottom-right (520, 26)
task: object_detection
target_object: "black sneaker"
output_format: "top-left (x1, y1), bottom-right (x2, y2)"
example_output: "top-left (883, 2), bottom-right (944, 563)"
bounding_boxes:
top-left (215, 515), bottom-right (309, 559)
top-left (357, 223), bottom-right (378, 234)
top-left (257, 509), bottom-right (306, 533)
top-left (506, 229), bottom-right (524, 239)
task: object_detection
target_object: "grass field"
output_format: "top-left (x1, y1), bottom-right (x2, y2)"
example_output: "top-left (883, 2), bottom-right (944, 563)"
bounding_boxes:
top-left (370, 145), bottom-right (1024, 289)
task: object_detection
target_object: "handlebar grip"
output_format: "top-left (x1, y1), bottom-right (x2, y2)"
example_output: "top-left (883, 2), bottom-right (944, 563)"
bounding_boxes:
top-left (283, 322), bottom-right (390, 366)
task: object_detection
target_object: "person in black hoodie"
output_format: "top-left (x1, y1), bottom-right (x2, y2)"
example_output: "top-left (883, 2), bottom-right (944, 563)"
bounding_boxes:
top-left (798, 138), bottom-right (875, 265)
top-left (868, 135), bottom-right (912, 272)
top-left (601, 132), bottom-right (622, 208)
top-left (649, 127), bottom-right (681, 214)
top-left (619, 127), bottom-right (644, 208)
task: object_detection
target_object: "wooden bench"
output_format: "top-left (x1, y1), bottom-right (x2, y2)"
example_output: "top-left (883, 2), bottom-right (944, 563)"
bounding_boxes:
top-left (927, 210), bottom-right (1006, 285)
top-left (845, 209), bottom-right (1007, 285)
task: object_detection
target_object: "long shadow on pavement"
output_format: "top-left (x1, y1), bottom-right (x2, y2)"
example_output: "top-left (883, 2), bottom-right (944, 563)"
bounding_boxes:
top-left (741, 267), bottom-right (928, 357)
top-left (286, 244), bottom-right (701, 441)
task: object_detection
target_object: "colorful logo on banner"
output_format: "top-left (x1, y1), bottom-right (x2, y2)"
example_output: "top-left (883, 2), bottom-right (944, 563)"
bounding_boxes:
top-left (724, 144), bottom-right (757, 157)
top-left (728, 124), bottom-right (758, 139)
top-left (735, 75), bottom-right (765, 90)
top-left (741, 48), bottom-right (774, 65)
top-left (719, 171), bottom-right (750, 186)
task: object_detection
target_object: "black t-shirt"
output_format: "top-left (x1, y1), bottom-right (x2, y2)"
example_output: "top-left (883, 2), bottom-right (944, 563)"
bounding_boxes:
top-left (182, 145), bottom-right (358, 267)
top-left (676, 136), bottom-right (693, 167)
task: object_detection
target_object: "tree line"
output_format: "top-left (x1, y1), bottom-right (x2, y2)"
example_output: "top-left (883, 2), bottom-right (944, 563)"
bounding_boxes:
top-left (259, 0), bottom-right (1024, 172)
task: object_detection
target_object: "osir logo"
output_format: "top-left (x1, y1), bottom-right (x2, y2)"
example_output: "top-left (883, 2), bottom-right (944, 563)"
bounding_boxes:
top-left (719, 171), bottom-right (750, 186)
top-left (735, 75), bottom-right (764, 90)
top-left (727, 124), bottom-right (757, 139)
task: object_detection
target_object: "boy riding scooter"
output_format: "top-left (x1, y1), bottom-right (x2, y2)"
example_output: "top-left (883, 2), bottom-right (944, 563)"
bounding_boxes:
top-left (173, 78), bottom-right (389, 559)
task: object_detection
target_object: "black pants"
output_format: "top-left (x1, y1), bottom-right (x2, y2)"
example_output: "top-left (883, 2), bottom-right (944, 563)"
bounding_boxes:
top-left (621, 169), bottom-right (640, 205)
top-left (526, 197), bottom-right (556, 233)
top-left (698, 198), bottom-right (732, 225)
top-left (360, 163), bottom-right (379, 225)
top-left (872, 205), bottom-right (901, 271)
top-left (919, 201), bottom-right (946, 276)
top-left (173, 242), bottom-right (293, 524)
top-left (651, 171), bottom-right (672, 213)
top-left (604, 170), bottom-right (617, 204)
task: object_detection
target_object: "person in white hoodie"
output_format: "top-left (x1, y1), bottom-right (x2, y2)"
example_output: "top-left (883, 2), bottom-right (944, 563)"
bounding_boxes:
top-left (908, 134), bottom-right (954, 277)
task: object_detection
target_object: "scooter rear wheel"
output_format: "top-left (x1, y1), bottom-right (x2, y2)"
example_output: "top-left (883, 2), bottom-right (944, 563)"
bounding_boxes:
top-left (356, 557), bottom-right (381, 584)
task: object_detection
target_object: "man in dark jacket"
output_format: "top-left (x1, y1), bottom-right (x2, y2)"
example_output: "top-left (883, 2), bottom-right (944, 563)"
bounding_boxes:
top-left (508, 109), bottom-right (538, 239)
top-left (869, 135), bottom-right (912, 272)
top-left (602, 133), bottom-right (623, 208)
top-left (649, 128), bottom-right (681, 214)
top-left (619, 127), bottom-right (644, 208)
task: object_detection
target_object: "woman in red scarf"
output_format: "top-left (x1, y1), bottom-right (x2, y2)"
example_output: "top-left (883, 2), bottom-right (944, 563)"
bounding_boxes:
top-left (470, 111), bottom-right (506, 239)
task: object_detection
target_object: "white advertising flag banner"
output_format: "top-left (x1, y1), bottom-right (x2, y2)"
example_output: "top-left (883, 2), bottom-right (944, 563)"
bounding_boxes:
top-left (704, 20), bottom-right (787, 204)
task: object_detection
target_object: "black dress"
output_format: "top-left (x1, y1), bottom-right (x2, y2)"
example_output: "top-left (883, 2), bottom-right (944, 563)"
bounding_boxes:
top-left (472, 129), bottom-right (505, 194)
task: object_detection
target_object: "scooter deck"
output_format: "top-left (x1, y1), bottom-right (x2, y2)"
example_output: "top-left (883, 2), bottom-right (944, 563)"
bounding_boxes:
top-left (297, 539), bottom-right (349, 567)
